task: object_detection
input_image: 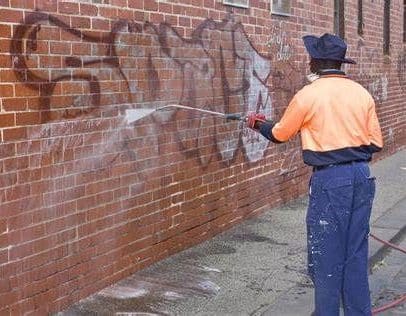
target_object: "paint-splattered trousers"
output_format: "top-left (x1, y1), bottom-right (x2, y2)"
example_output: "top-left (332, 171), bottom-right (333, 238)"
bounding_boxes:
top-left (307, 161), bottom-right (376, 316)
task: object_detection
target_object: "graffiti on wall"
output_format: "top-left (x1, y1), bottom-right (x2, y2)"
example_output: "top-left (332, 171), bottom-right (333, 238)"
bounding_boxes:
top-left (11, 12), bottom-right (273, 166)
top-left (267, 22), bottom-right (294, 62)
top-left (267, 21), bottom-right (306, 102)
top-left (368, 75), bottom-right (388, 103)
top-left (357, 39), bottom-right (388, 102)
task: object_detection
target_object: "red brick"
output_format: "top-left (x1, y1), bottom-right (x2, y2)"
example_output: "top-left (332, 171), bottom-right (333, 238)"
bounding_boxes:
top-left (0, 114), bottom-right (15, 128)
top-left (58, 1), bottom-right (79, 15)
top-left (0, 70), bottom-right (19, 82)
top-left (10, 0), bottom-right (34, 9)
top-left (0, 84), bottom-right (14, 97)
top-left (71, 16), bottom-right (91, 29)
top-left (179, 16), bottom-right (191, 27)
top-left (9, 297), bottom-right (35, 314)
top-left (0, 24), bottom-right (11, 38)
top-left (36, 26), bottom-right (60, 41)
top-left (4, 156), bottom-right (28, 172)
top-left (144, 0), bottom-right (158, 11)
top-left (204, 0), bottom-right (215, 8)
top-left (0, 8), bottom-right (23, 22)
top-left (158, 2), bottom-right (172, 13)
top-left (2, 98), bottom-right (26, 111)
top-left (150, 12), bottom-right (164, 24)
top-left (111, 0), bottom-right (127, 7)
top-left (39, 56), bottom-right (62, 68)
top-left (80, 3), bottom-right (98, 16)
top-left (90, 18), bottom-right (110, 31)
top-left (5, 184), bottom-right (30, 201)
top-left (50, 41), bottom-right (71, 55)
top-left (34, 0), bottom-right (57, 12)
top-left (72, 43), bottom-right (91, 55)
top-left (117, 9), bottom-right (134, 20)
top-left (16, 112), bottom-right (40, 126)
top-left (0, 278), bottom-right (11, 294)
top-left (0, 291), bottom-right (19, 309)
top-left (128, 0), bottom-right (143, 9)
top-left (3, 127), bottom-right (27, 141)
top-left (98, 7), bottom-right (118, 19)
top-left (0, 54), bottom-right (11, 67)
top-left (14, 84), bottom-right (39, 97)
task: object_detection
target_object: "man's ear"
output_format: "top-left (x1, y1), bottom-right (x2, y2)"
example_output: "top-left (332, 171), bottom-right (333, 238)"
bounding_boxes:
top-left (309, 58), bottom-right (319, 74)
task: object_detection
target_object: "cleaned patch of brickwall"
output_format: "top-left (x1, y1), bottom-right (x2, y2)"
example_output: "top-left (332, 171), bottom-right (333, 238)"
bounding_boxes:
top-left (0, 0), bottom-right (405, 313)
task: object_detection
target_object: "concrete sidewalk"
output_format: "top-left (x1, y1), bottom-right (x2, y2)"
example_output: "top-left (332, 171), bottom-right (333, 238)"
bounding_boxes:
top-left (60, 149), bottom-right (406, 316)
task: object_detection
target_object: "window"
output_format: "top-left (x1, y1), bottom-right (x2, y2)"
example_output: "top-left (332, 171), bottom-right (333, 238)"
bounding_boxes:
top-left (358, 0), bottom-right (363, 36)
top-left (383, 0), bottom-right (390, 54)
top-left (334, 0), bottom-right (345, 38)
top-left (271, 0), bottom-right (291, 16)
top-left (222, 0), bottom-right (249, 8)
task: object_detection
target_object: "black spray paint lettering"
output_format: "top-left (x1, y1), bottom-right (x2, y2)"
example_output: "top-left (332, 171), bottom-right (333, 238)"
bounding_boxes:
top-left (9, 12), bottom-right (299, 173)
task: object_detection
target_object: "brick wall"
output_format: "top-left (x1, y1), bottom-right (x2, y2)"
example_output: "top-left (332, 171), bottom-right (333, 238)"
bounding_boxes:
top-left (0, 0), bottom-right (405, 313)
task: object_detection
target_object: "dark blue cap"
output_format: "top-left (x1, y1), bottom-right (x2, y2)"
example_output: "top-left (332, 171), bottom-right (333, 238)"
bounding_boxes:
top-left (303, 33), bottom-right (356, 64)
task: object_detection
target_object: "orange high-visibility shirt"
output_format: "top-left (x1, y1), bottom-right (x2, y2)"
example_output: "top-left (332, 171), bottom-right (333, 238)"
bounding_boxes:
top-left (263, 73), bottom-right (383, 166)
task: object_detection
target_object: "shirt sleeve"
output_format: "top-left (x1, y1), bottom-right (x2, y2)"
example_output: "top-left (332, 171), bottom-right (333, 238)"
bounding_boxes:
top-left (367, 97), bottom-right (383, 151)
top-left (270, 94), bottom-right (309, 142)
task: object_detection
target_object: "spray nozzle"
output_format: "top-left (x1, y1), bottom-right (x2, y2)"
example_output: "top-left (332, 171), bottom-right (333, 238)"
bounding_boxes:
top-left (224, 113), bottom-right (244, 121)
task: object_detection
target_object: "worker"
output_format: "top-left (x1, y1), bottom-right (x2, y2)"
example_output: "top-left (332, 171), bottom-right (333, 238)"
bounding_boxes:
top-left (247, 33), bottom-right (383, 316)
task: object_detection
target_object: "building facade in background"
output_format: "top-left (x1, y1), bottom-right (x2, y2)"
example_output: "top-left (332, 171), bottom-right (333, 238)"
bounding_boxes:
top-left (0, 0), bottom-right (405, 313)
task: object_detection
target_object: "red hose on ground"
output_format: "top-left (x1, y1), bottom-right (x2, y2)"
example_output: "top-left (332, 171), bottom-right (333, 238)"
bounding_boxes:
top-left (370, 233), bottom-right (406, 254)
top-left (370, 232), bottom-right (406, 314)
top-left (372, 294), bottom-right (406, 314)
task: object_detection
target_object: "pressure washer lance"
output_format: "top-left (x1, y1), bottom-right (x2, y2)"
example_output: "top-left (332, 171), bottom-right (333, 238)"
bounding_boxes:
top-left (125, 104), bottom-right (245, 124)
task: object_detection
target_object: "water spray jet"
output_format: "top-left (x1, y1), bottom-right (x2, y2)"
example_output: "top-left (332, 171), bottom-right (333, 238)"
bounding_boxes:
top-left (125, 104), bottom-right (245, 124)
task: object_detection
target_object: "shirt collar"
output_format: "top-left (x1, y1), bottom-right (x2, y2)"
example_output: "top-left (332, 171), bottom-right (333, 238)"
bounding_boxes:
top-left (318, 69), bottom-right (347, 77)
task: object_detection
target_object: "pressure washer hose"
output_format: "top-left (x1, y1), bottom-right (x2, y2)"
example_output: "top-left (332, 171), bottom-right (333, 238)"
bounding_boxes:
top-left (370, 233), bottom-right (406, 254)
top-left (369, 232), bottom-right (406, 314)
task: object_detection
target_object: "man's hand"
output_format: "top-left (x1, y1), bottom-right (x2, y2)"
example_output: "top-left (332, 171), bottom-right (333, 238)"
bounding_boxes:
top-left (246, 112), bottom-right (266, 131)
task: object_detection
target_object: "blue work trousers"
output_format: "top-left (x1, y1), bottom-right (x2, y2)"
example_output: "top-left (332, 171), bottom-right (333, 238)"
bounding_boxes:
top-left (307, 162), bottom-right (376, 316)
